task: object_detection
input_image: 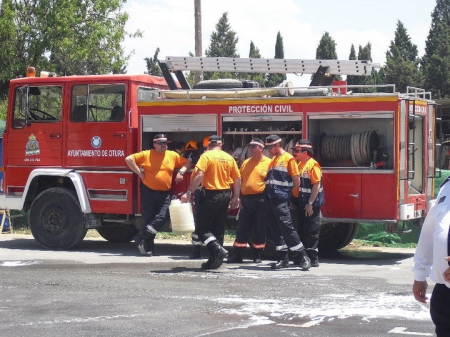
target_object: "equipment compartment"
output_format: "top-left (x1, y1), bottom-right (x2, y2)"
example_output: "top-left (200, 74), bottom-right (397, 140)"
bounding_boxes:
top-left (222, 114), bottom-right (302, 165)
top-left (307, 112), bottom-right (394, 169)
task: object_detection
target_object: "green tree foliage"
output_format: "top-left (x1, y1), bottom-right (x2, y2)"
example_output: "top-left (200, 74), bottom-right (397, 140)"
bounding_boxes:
top-left (315, 32), bottom-right (338, 59)
top-left (0, 0), bottom-right (135, 97)
top-left (311, 32), bottom-right (339, 85)
top-left (204, 12), bottom-right (239, 80)
top-left (422, 0), bottom-right (450, 98)
top-left (0, 0), bottom-right (18, 98)
top-left (265, 31), bottom-right (286, 87)
top-left (384, 21), bottom-right (422, 93)
top-left (145, 48), bottom-right (162, 76)
top-left (346, 43), bottom-right (377, 93)
top-left (247, 41), bottom-right (265, 86)
top-left (185, 51), bottom-right (197, 88)
top-left (346, 44), bottom-right (358, 87)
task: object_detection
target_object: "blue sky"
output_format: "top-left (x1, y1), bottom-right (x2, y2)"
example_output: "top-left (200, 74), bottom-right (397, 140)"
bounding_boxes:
top-left (123, 0), bottom-right (437, 86)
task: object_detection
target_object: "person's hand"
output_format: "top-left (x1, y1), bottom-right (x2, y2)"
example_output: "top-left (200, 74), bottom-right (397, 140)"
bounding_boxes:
top-left (305, 203), bottom-right (313, 216)
top-left (138, 171), bottom-right (144, 181)
top-left (181, 192), bottom-right (191, 203)
top-left (443, 257), bottom-right (450, 282)
top-left (230, 196), bottom-right (240, 209)
top-left (175, 172), bottom-right (184, 184)
top-left (412, 280), bottom-right (428, 303)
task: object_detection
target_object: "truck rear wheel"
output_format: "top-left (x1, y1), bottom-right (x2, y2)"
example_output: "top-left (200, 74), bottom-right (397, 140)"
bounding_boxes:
top-left (97, 225), bottom-right (138, 243)
top-left (29, 187), bottom-right (87, 250)
top-left (319, 222), bottom-right (359, 252)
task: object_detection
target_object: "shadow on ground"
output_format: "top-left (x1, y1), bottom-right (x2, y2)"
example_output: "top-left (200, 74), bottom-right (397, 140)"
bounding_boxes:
top-left (0, 235), bottom-right (414, 266)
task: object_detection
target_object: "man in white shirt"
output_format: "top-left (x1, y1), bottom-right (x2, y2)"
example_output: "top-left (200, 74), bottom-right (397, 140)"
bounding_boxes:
top-left (412, 177), bottom-right (450, 337)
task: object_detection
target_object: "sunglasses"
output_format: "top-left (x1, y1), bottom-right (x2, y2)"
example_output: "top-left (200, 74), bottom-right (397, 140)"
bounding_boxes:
top-left (265, 144), bottom-right (276, 149)
top-left (293, 149), bottom-right (306, 153)
top-left (154, 142), bottom-right (167, 146)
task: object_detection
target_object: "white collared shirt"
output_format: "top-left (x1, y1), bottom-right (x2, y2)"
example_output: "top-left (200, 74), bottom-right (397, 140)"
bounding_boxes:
top-left (412, 180), bottom-right (450, 287)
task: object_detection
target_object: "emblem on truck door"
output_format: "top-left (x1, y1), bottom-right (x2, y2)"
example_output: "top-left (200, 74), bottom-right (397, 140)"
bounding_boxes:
top-left (25, 134), bottom-right (40, 156)
top-left (91, 136), bottom-right (102, 148)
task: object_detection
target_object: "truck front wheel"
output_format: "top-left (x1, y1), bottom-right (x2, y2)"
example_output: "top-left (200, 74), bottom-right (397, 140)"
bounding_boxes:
top-left (319, 222), bottom-right (359, 252)
top-left (29, 187), bottom-right (87, 249)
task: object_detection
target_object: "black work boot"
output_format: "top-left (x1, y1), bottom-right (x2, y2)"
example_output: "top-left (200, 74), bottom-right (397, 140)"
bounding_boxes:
top-left (252, 249), bottom-right (262, 263)
top-left (190, 245), bottom-right (201, 259)
top-left (202, 242), bottom-right (228, 270)
top-left (201, 251), bottom-right (215, 270)
top-left (227, 247), bottom-right (244, 263)
top-left (292, 250), bottom-right (311, 270)
top-left (306, 249), bottom-right (319, 267)
top-left (133, 234), bottom-right (147, 256)
top-left (145, 235), bottom-right (155, 256)
top-left (271, 252), bottom-right (289, 269)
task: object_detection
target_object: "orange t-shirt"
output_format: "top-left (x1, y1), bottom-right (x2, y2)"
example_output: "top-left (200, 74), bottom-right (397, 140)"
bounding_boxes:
top-left (195, 149), bottom-right (240, 190)
top-left (131, 150), bottom-right (188, 191)
top-left (240, 156), bottom-right (271, 195)
top-left (292, 158), bottom-right (321, 198)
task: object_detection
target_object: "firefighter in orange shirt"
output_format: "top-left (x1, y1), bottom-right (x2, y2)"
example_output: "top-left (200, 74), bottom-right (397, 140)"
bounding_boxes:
top-left (125, 133), bottom-right (192, 256)
top-left (227, 138), bottom-right (271, 263)
top-left (292, 139), bottom-right (325, 267)
top-left (181, 135), bottom-right (241, 270)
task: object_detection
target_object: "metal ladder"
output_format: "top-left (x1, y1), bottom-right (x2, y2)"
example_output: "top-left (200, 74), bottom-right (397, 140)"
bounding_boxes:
top-left (159, 56), bottom-right (381, 90)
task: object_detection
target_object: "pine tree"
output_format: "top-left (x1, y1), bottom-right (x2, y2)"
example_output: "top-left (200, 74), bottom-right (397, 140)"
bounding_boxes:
top-left (204, 12), bottom-right (239, 80)
top-left (144, 48), bottom-right (162, 76)
top-left (384, 21), bottom-right (422, 93)
top-left (422, 0), bottom-right (450, 98)
top-left (424, 23), bottom-right (450, 98)
top-left (265, 31), bottom-right (286, 87)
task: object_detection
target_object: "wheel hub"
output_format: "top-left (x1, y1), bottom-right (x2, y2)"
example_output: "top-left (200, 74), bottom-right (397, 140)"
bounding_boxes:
top-left (42, 206), bottom-right (68, 235)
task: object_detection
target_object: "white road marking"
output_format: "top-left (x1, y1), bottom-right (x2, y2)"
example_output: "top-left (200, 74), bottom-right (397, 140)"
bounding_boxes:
top-left (279, 319), bottom-right (323, 327)
top-left (388, 327), bottom-right (433, 335)
top-left (1, 261), bottom-right (41, 267)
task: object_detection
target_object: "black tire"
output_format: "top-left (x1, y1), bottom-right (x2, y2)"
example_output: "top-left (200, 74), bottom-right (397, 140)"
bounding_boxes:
top-left (29, 187), bottom-right (87, 250)
top-left (242, 80), bottom-right (260, 88)
top-left (194, 79), bottom-right (243, 89)
top-left (318, 222), bottom-right (359, 252)
top-left (97, 225), bottom-right (138, 243)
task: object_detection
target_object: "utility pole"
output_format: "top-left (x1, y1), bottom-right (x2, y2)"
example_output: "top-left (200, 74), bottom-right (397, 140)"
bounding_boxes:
top-left (194, 0), bottom-right (203, 83)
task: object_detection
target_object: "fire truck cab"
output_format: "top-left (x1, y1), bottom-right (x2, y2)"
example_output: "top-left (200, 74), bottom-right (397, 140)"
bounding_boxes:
top-left (1, 73), bottom-right (170, 248)
top-left (0, 57), bottom-right (439, 252)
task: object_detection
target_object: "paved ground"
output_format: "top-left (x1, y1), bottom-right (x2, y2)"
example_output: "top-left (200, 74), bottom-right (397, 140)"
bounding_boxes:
top-left (0, 234), bottom-right (436, 337)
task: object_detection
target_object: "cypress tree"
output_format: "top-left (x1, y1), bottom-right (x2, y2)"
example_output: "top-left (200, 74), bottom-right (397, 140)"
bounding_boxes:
top-left (313, 32), bottom-right (339, 85)
top-left (265, 31), bottom-right (286, 87)
top-left (316, 32), bottom-right (338, 59)
top-left (247, 41), bottom-right (265, 86)
top-left (346, 44), bottom-right (360, 88)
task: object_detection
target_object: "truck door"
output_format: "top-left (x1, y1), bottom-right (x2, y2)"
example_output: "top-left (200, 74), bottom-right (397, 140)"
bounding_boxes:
top-left (8, 84), bottom-right (63, 167)
top-left (65, 83), bottom-right (127, 168)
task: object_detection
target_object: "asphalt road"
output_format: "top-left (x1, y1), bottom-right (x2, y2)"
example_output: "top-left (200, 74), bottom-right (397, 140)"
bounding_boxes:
top-left (0, 234), bottom-right (436, 337)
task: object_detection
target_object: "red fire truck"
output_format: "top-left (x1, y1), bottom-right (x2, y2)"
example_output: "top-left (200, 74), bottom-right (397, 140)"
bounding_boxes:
top-left (0, 57), bottom-right (439, 251)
